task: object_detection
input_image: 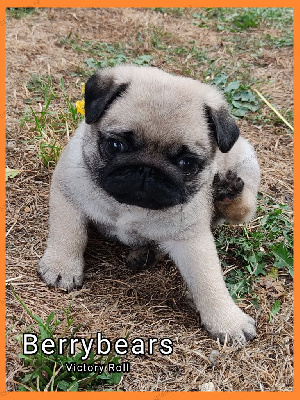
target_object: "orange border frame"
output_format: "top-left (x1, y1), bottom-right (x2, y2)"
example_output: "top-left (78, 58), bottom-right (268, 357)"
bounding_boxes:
top-left (1, 0), bottom-right (297, 397)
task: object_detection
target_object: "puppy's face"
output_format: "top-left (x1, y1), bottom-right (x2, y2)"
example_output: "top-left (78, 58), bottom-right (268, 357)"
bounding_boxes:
top-left (82, 66), bottom-right (239, 210)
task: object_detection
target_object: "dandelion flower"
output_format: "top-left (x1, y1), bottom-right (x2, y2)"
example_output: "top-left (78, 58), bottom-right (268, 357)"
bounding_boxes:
top-left (76, 99), bottom-right (85, 115)
top-left (76, 83), bottom-right (85, 115)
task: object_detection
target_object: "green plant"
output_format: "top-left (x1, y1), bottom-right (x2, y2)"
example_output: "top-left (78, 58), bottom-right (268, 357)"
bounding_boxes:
top-left (269, 299), bottom-right (281, 322)
top-left (153, 8), bottom-right (186, 17)
top-left (211, 74), bottom-right (259, 117)
top-left (58, 35), bottom-right (124, 57)
top-left (84, 54), bottom-right (152, 70)
top-left (192, 8), bottom-right (293, 34)
top-left (7, 8), bottom-right (37, 19)
top-left (38, 141), bottom-right (62, 168)
top-left (9, 286), bottom-right (123, 391)
top-left (215, 194), bottom-right (293, 301)
top-left (57, 34), bottom-right (154, 70)
top-left (21, 74), bottom-right (84, 168)
top-left (263, 32), bottom-right (293, 48)
top-left (133, 54), bottom-right (153, 65)
top-left (60, 77), bottom-right (82, 125)
top-left (6, 167), bottom-right (20, 181)
top-left (192, 8), bottom-right (259, 31)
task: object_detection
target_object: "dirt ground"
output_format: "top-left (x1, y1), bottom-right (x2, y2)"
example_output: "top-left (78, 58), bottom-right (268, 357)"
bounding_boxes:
top-left (6, 8), bottom-right (293, 391)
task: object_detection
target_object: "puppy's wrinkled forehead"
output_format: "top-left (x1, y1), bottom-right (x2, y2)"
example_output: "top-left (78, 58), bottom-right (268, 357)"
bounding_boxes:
top-left (85, 65), bottom-right (240, 154)
top-left (105, 79), bottom-right (209, 150)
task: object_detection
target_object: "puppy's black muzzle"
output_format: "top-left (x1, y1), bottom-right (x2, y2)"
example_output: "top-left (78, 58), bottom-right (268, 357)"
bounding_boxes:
top-left (102, 165), bottom-right (185, 210)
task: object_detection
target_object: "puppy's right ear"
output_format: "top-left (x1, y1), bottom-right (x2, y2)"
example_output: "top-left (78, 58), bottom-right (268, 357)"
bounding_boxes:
top-left (84, 73), bottom-right (128, 124)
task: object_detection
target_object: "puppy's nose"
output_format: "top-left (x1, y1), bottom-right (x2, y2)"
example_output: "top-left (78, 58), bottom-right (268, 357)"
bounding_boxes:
top-left (138, 166), bottom-right (156, 181)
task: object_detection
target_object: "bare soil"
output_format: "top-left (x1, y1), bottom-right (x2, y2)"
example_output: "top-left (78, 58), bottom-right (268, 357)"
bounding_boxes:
top-left (6, 8), bottom-right (293, 391)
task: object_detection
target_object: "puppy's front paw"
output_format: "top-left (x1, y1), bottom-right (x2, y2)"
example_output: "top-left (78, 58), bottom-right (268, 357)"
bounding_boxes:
top-left (38, 254), bottom-right (84, 292)
top-left (202, 306), bottom-right (256, 345)
top-left (213, 170), bottom-right (244, 202)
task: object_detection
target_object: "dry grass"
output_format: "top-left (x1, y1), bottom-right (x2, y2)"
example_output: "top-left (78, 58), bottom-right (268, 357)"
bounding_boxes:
top-left (6, 8), bottom-right (293, 391)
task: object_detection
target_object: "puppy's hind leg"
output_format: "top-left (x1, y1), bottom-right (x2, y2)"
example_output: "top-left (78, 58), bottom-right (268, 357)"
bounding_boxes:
top-left (126, 245), bottom-right (163, 272)
top-left (213, 170), bottom-right (257, 225)
top-left (213, 139), bottom-right (260, 226)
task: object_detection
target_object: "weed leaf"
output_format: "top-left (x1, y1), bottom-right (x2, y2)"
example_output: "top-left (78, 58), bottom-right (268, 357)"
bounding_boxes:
top-left (269, 299), bottom-right (281, 322)
top-left (6, 167), bottom-right (20, 181)
top-left (224, 81), bottom-right (240, 92)
top-left (272, 243), bottom-right (293, 276)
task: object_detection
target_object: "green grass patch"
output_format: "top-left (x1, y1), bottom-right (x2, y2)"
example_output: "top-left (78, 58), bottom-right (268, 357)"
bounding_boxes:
top-left (152, 7), bottom-right (186, 18)
top-left (215, 194), bottom-right (293, 302)
top-left (192, 8), bottom-right (293, 34)
top-left (21, 74), bottom-right (83, 168)
top-left (9, 286), bottom-right (123, 391)
top-left (84, 53), bottom-right (152, 70)
top-left (58, 34), bottom-right (153, 72)
top-left (210, 74), bottom-right (259, 117)
top-left (7, 7), bottom-right (37, 19)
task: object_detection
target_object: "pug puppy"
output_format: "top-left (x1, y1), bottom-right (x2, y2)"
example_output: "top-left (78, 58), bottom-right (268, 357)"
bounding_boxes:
top-left (38, 65), bottom-right (260, 343)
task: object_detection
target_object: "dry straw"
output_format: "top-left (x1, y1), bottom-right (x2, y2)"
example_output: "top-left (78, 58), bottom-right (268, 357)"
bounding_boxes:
top-left (253, 89), bottom-right (293, 132)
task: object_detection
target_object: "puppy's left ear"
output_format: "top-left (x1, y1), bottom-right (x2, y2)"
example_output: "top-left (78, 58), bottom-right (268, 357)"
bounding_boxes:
top-left (205, 106), bottom-right (240, 153)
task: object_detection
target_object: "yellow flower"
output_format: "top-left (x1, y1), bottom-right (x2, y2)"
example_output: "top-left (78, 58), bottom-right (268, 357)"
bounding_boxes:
top-left (76, 99), bottom-right (85, 115)
top-left (76, 83), bottom-right (85, 115)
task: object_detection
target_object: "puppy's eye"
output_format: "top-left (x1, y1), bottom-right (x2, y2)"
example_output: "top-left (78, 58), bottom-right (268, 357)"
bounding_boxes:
top-left (105, 139), bottom-right (126, 155)
top-left (177, 157), bottom-right (198, 175)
